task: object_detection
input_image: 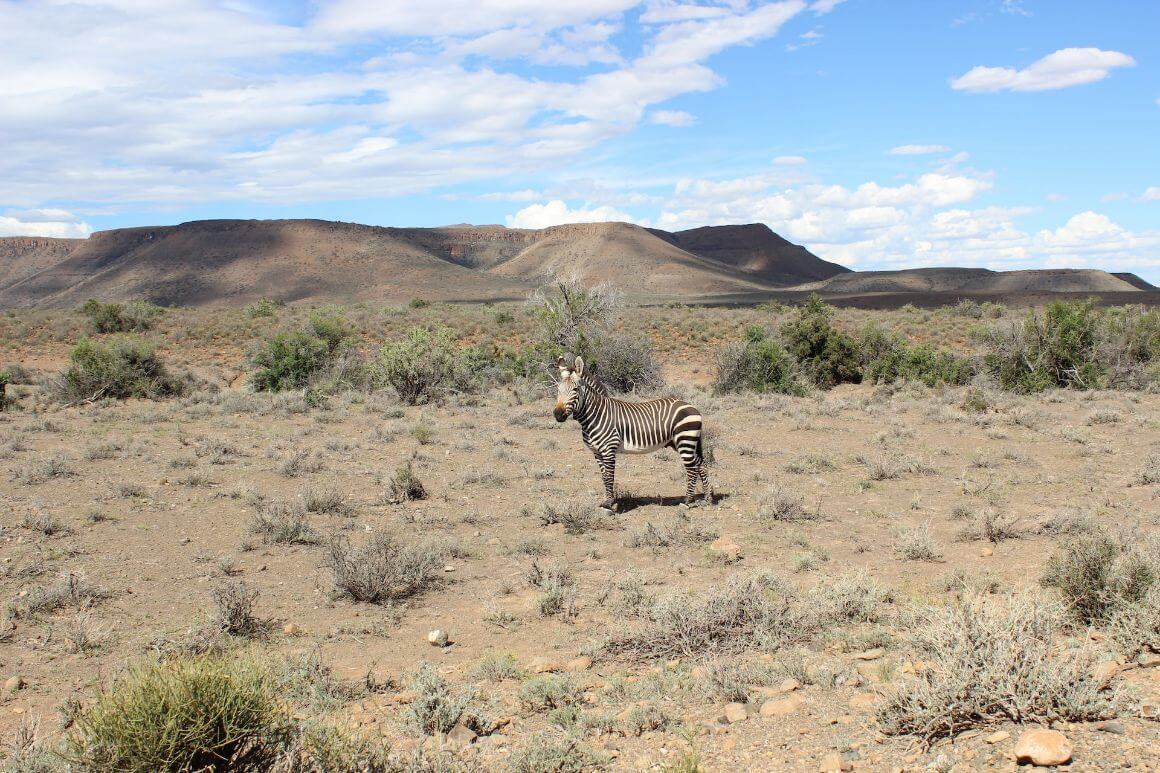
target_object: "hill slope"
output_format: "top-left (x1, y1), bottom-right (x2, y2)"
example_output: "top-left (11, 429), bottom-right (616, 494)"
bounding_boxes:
top-left (795, 267), bottom-right (1142, 295)
top-left (655, 223), bottom-right (850, 284)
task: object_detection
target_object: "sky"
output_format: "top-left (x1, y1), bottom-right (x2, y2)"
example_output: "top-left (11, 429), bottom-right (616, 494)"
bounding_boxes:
top-left (1, 0), bottom-right (1158, 281)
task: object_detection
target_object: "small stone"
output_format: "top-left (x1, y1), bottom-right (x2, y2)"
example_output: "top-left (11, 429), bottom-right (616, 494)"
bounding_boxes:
top-left (486, 537), bottom-right (501, 546)
top-left (443, 565), bottom-right (456, 573)
top-left (4, 676), bottom-right (25, 693)
top-left (565, 656), bottom-right (592, 672)
top-left (819, 752), bottom-right (853, 772)
top-left (427, 629), bottom-right (449, 647)
top-left (388, 690), bottom-right (418, 705)
top-left (980, 546), bottom-right (993, 557)
top-left (847, 693), bottom-right (876, 711)
top-left (984, 730), bottom-right (1010, 744)
top-left (760, 696), bottom-right (802, 716)
top-left (1141, 701), bottom-right (1159, 719)
top-left (446, 722), bottom-right (477, 747)
top-left (283, 622), bottom-right (301, 636)
top-left (1096, 719), bottom-right (1125, 734)
top-left (854, 647), bottom-right (884, 661)
top-left (1092, 660), bottom-right (1119, 689)
top-left (708, 537), bottom-right (742, 562)
top-left (531, 658), bottom-right (563, 673)
top-left (1013, 729), bottom-right (1072, 766)
top-left (778, 678), bottom-right (801, 693)
top-left (723, 702), bottom-right (749, 723)
top-left (1137, 652), bottom-right (1160, 668)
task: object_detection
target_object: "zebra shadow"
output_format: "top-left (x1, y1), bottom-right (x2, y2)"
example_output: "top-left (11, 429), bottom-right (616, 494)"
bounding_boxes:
top-left (615, 492), bottom-right (726, 514)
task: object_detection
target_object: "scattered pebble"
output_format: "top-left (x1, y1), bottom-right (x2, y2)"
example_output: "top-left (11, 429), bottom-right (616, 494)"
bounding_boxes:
top-left (1013, 729), bottom-right (1072, 766)
top-left (427, 629), bottom-right (449, 647)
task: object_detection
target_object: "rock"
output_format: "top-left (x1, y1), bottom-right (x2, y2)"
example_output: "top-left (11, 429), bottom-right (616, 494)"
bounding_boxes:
top-left (388, 690), bottom-right (418, 705)
top-left (980, 547), bottom-right (993, 557)
top-left (855, 663), bottom-right (883, 683)
top-left (983, 730), bottom-right (1010, 744)
top-left (760, 696), bottom-right (802, 716)
top-left (531, 658), bottom-right (563, 673)
top-left (446, 722), bottom-right (477, 747)
top-left (1096, 719), bottom-right (1125, 734)
top-left (443, 565), bottom-right (456, 573)
top-left (1141, 701), bottom-right (1159, 719)
top-left (723, 702), bottom-right (749, 723)
top-left (708, 537), bottom-right (742, 562)
top-left (1092, 660), bottom-right (1119, 689)
top-left (1013, 729), bottom-right (1072, 766)
top-left (427, 629), bottom-right (449, 647)
top-left (819, 752), bottom-right (853, 772)
top-left (854, 647), bottom-right (884, 660)
top-left (565, 656), bottom-right (592, 672)
top-left (778, 678), bottom-right (801, 693)
top-left (1137, 652), bottom-right (1160, 668)
top-left (4, 676), bottom-right (25, 693)
top-left (847, 693), bottom-right (876, 711)
top-left (283, 622), bottom-right (301, 636)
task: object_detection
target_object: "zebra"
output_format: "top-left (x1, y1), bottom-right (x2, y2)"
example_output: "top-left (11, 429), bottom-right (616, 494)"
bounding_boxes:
top-left (552, 354), bottom-right (713, 511)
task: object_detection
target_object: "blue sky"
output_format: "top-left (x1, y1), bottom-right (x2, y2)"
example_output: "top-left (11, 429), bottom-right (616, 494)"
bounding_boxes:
top-left (1, 0), bottom-right (1157, 280)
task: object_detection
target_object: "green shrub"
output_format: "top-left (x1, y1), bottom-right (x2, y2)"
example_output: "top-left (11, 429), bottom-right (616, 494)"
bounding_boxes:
top-left (65, 655), bottom-right (293, 771)
top-left (81, 299), bottom-right (166, 333)
top-left (245, 298), bottom-right (282, 318)
top-left (56, 337), bottom-right (187, 401)
top-left (779, 294), bottom-right (860, 388)
top-left (1040, 534), bottom-right (1155, 624)
top-left (376, 326), bottom-right (476, 404)
top-left (527, 276), bottom-right (621, 360)
top-left (712, 328), bottom-right (803, 395)
top-left (981, 299), bottom-right (1139, 392)
top-left (408, 298), bottom-right (430, 309)
top-left (250, 314), bottom-right (354, 392)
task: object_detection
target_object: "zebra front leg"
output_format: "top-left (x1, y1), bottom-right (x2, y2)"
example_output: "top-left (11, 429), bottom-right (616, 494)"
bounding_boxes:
top-left (595, 450), bottom-right (617, 511)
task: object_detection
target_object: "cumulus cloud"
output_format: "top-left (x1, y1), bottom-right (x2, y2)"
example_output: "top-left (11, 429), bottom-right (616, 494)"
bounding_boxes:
top-left (952, 48), bottom-right (1136, 93)
top-left (888, 144), bottom-right (951, 156)
top-left (773, 155), bottom-right (808, 165)
top-left (506, 199), bottom-right (634, 229)
top-left (0, 0), bottom-right (808, 215)
top-left (649, 109), bottom-right (697, 126)
top-left (0, 212), bottom-right (91, 238)
top-left (1142, 187), bottom-right (1160, 202)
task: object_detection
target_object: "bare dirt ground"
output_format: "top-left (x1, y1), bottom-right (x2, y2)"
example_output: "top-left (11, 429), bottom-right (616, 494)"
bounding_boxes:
top-left (1, 304), bottom-right (1159, 771)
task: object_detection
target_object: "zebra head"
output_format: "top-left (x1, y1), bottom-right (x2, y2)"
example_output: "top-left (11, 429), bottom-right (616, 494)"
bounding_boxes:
top-left (553, 354), bottom-right (585, 422)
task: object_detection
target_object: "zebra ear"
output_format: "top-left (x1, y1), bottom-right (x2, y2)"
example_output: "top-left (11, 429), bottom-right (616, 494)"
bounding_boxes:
top-left (555, 355), bottom-right (566, 369)
top-left (574, 356), bottom-right (585, 375)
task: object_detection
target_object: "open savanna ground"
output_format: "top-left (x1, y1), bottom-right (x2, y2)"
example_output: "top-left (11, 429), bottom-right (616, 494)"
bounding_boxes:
top-left (1, 297), bottom-right (1159, 772)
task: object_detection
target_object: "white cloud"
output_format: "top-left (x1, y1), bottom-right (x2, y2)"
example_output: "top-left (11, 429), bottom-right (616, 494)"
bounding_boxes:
top-left (773, 155), bottom-right (808, 165)
top-left (506, 199), bottom-right (633, 229)
top-left (952, 48), bottom-right (1136, 93)
top-left (811, 0), bottom-right (846, 14)
top-left (1101, 192), bottom-right (1128, 202)
top-left (888, 144), bottom-right (951, 156)
top-left (0, 0), bottom-right (807, 210)
top-left (1142, 187), bottom-right (1160, 201)
top-left (1045, 193), bottom-right (1066, 202)
top-left (650, 109), bottom-right (696, 126)
top-left (0, 213), bottom-right (91, 238)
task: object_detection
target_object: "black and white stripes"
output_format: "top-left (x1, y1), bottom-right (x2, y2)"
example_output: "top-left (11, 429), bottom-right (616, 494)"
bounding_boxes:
top-left (553, 355), bottom-right (712, 511)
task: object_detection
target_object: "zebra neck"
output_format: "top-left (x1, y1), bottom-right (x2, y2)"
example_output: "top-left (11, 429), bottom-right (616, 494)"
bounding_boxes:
top-left (573, 385), bottom-right (608, 427)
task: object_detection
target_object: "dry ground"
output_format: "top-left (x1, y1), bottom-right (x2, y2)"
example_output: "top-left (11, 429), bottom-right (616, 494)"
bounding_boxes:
top-left (1, 305), bottom-right (1159, 771)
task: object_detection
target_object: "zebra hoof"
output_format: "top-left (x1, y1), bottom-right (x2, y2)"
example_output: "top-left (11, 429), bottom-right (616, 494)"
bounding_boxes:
top-left (597, 500), bottom-right (617, 513)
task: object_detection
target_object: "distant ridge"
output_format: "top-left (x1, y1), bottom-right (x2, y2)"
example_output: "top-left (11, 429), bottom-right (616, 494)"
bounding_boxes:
top-left (0, 218), bottom-right (1150, 308)
top-left (0, 219), bottom-right (841, 307)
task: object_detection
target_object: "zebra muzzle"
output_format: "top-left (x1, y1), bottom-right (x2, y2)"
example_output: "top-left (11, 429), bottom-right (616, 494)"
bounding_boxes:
top-left (553, 405), bottom-right (569, 422)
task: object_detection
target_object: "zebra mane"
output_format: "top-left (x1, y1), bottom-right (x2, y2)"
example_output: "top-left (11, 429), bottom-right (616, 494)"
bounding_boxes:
top-left (579, 368), bottom-right (609, 396)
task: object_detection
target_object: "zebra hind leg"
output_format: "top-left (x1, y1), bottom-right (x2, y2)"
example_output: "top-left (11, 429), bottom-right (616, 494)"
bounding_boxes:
top-left (676, 440), bottom-right (701, 507)
top-left (698, 463), bottom-right (714, 505)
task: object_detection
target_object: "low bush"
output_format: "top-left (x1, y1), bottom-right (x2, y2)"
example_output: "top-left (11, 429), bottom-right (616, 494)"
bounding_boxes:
top-left (250, 501), bottom-right (318, 545)
top-left (81, 298), bottom-right (165, 333)
top-left (376, 325), bottom-right (478, 404)
top-left (518, 674), bottom-right (582, 712)
top-left (877, 592), bottom-right (1111, 744)
top-left (56, 337), bottom-right (188, 402)
top-left (588, 333), bottom-right (663, 393)
top-left (712, 327), bottom-right (803, 395)
top-left (405, 662), bottom-right (481, 735)
top-left (65, 655), bottom-right (294, 771)
top-left (245, 297), bottom-right (283, 318)
top-left (780, 294), bottom-right (860, 388)
top-left (859, 324), bottom-right (974, 387)
top-left (211, 580), bottom-right (263, 638)
top-left (1040, 534), bottom-right (1155, 624)
top-left (250, 313), bottom-right (355, 392)
top-left (328, 533), bottom-right (444, 604)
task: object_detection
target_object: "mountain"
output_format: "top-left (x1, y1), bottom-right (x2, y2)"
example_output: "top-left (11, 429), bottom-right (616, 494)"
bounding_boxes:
top-left (0, 219), bottom-right (840, 307)
top-left (654, 223), bottom-right (850, 284)
top-left (0, 218), bottom-right (1150, 308)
